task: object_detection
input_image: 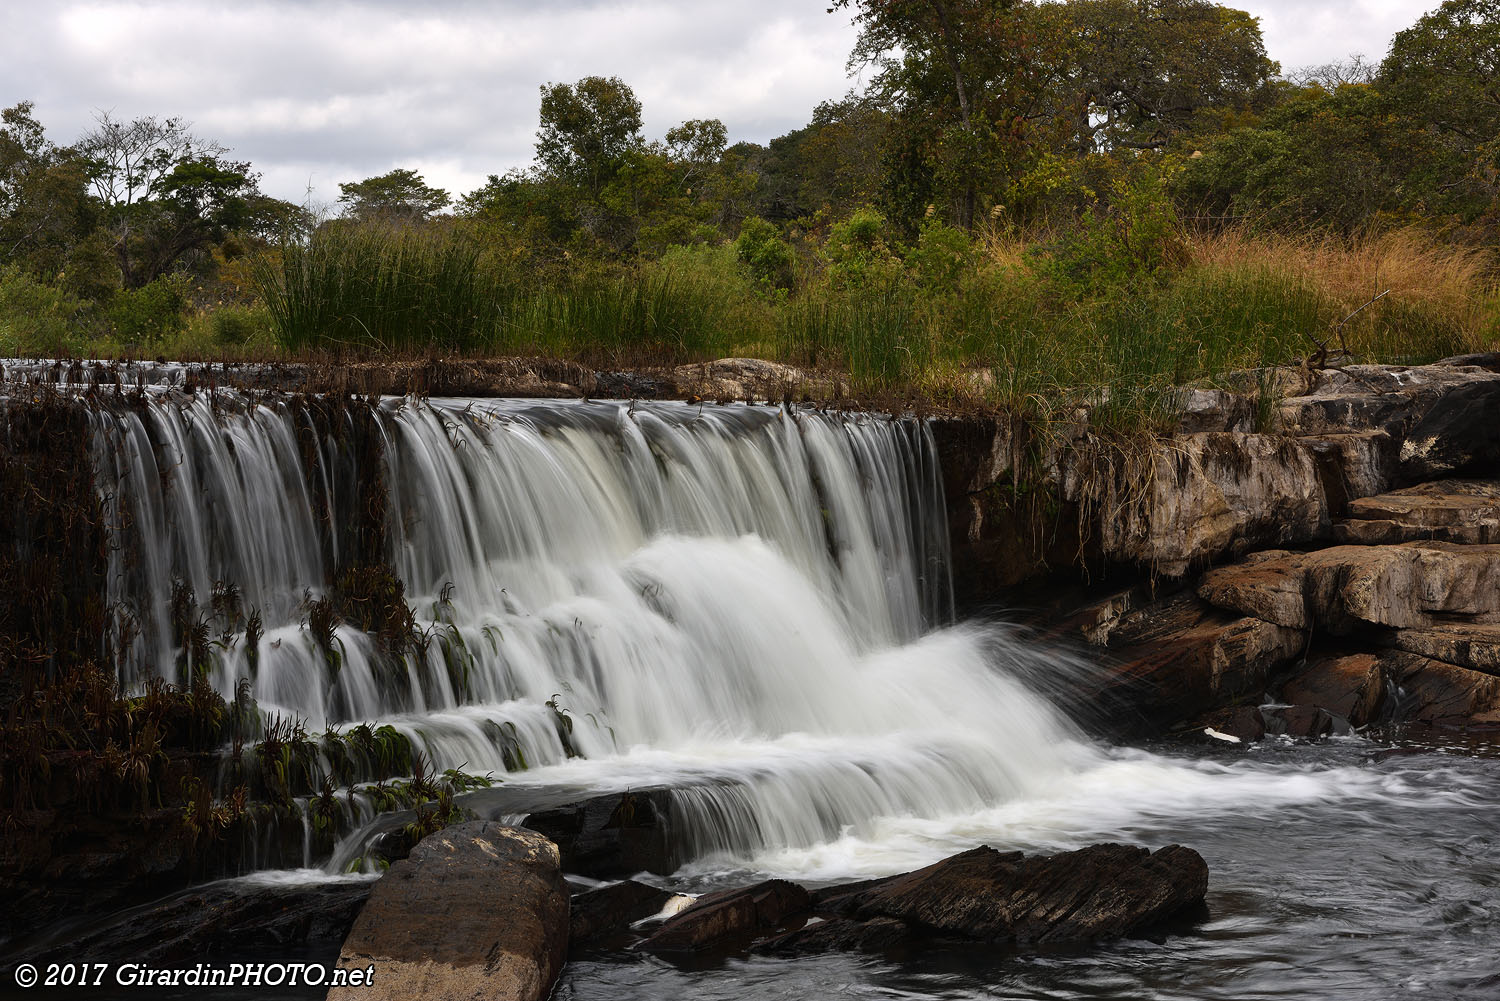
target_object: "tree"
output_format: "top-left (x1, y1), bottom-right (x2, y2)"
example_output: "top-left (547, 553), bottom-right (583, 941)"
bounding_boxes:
top-left (1, 102), bottom-right (112, 297)
top-left (76, 111), bottom-right (243, 287)
top-left (535, 76), bottom-right (644, 200)
top-left (1381, 0), bottom-right (1500, 211)
top-left (1035, 0), bottom-right (1279, 153)
top-left (834, 0), bottom-right (1047, 230)
top-left (337, 168), bottom-right (451, 221)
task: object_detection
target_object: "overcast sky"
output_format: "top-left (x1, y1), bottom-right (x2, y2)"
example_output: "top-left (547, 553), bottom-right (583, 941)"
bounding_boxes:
top-left (0, 1), bottom-right (1441, 208)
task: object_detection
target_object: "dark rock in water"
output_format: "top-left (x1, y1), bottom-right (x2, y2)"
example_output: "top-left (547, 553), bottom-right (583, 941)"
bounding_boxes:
top-left (9, 878), bottom-right (371, 966)
top-left (1193, 705), bottom-right (1267, 743)
top-left (1266, 705), bottom-right (1340, 739)
top-left (637, 879), bottom-right (812, 954)
top-left (1280, 653), bottom-right (1387, 726)
top-left (754, 916), bottom-right (915, 956)
top-left (840, 843), bottom-right (1207, 946)
top-left (522, 789), bottom-right (675, 878)
top-left (570, 879), bottom-right (675, 949)
top-left (329, 822), bottom-right (568, 1001)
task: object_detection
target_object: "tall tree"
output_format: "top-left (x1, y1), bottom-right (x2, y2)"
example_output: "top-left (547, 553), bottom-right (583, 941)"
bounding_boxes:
top-left (337, 168), bottom-right (451, 222)
top-left (1035, 0), bottom-right (1278, 153)
top-left (834, 0), bottom-right (1045, 230)
top-left (1381, 0), bottom-right (1500, 209)
top-left (535, 75), bottom-right (644, 201)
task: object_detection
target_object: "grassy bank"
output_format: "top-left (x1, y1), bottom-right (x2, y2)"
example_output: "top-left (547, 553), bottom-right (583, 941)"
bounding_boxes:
top-left (4, 219), bottom-right (1496, 428)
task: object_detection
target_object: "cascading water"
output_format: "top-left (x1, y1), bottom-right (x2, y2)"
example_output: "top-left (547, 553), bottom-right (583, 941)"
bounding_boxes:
top-left (83, 389), bottom-right (1098, 871)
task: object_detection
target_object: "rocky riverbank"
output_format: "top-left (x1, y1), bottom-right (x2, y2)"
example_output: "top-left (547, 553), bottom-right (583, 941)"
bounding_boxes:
top-left (931, 353), bottom-right (1500, 740)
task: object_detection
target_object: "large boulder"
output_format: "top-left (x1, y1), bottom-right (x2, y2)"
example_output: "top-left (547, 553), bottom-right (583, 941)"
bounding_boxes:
top-left (766, 843), bottom-right (1207, 955)
top-left (329, 823), bottom-right (568, 1001)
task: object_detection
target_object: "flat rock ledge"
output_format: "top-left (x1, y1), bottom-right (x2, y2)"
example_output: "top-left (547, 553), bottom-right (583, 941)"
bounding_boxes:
top-left (618, 843), bottom-right (1207, 959)
top-left (329, 822), bottom-right (568, 1001)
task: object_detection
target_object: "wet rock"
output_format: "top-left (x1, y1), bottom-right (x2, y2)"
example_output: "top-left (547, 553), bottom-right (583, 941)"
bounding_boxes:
top-left (329, 822), bottom-right (568, 1001)
top-left (1264, 705), bottom-right (1339, 739)
top-left (1384, 624), bottom-right (1500, 676)
top-left (569, 879), bottom-right (675, 949)
top-left (1386, 651), bottom-right (1500, 721)
top-left (522, 789), bottom-right (675, 878)
top-left (753, 916), bottom-right (915, 956)
top-left (1279, 653), bottom-right (1387, 726)
top-left (1105, 597), bottom-right (1304, 731)
top-left (11, 878), bottom-right (370, 966)
top-left (1337, 479), bottom-right (1500, 545)
top-left (1192, 705), bottom-right (1267, 743)
top-left (636, 879), bottom-right (812, 954)
top-left (838, 843), bottom-right (1207, 945)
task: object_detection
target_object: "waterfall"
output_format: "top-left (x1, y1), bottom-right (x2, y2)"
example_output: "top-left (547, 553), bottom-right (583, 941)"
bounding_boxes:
top-left (86, 390), bottom-right (1093, 870)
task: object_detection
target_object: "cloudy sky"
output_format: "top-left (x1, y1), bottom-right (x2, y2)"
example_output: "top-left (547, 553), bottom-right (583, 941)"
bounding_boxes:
top-left (1, 0), bottom-right (1440, 207)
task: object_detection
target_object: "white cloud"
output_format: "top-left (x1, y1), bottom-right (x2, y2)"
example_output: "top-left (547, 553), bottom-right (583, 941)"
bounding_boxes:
top-left (0, 0), bottom-right (1445, 204)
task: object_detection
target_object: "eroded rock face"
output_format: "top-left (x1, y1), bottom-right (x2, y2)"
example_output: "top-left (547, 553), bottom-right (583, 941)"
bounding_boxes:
top-left (1337, 479), bottom-right (1500, 545)
top-left (329, 823), bottom-right (568, 1001)
top-left (670, 358), bottom-right (842, 401)
top-left (1198, 543), bottom-right (1500, 633)
top-left (1101, 595), bottom-right (1304, 731)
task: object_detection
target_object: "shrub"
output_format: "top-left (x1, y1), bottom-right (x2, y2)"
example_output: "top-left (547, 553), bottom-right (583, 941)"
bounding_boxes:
top-left (109, 274), bottom-right (193, 343)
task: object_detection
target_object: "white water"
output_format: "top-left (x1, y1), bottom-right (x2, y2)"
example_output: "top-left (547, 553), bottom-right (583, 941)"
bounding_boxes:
top-left (81, 391), bottom-right (1410, 876)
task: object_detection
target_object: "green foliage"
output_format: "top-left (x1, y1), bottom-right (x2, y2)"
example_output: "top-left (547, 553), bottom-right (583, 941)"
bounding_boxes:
top-left (1033, 168), bottom-right (1182, 291)
top-left (734, 216), bottom-right (794, 289)
top-left (0, 264), bottom-right (96, 355)
top-left (905, 219), bottom-right (974, 294)
top-left (824, 208), bottom-right (901, 290)
top-left (254, 221), bottom-right (494, 353)
top-left (338, 168), bottom-right (451, 222)
top-left (108, 273), bottom-right (192, 343)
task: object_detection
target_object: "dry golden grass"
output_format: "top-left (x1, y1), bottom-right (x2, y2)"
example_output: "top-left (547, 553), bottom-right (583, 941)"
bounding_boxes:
top-left (1184, 227), bottom-right (1499, 355)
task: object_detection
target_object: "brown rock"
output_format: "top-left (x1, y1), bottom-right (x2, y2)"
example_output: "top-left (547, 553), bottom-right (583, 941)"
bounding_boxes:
top-left (1280, 653), bottom-right (1387, 726)
top-left (1387, 651), bottom-right (1500, 720)
top-left (1337, 479), bottom-right (1500, 545)
top-left (1198, 543), bottom-right (1500, 634)
top-left (1266, 705), bottom-right (1338, 739)
top-left (844, 843), bottom-right (1207, 945)
top-left (329, 823), bottom-right (568, 1001)
top-left (1385, 624), bottom-right (1500, 676)
top-left (637, 879), bottom-right (812, 954)
top-left (1105, 599), bottom-right (1304, 730)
